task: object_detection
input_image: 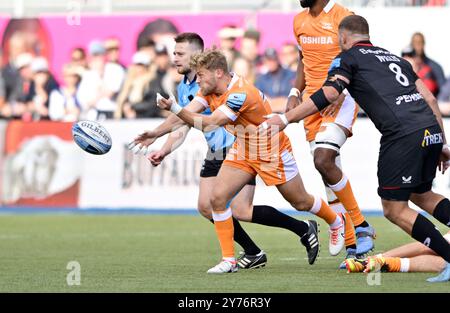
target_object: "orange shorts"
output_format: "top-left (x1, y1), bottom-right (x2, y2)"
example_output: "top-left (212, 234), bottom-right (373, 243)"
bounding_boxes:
top-left (223, 146), bottom-right (299, 186)
top-left (303, 91), bottom-right (359, 142)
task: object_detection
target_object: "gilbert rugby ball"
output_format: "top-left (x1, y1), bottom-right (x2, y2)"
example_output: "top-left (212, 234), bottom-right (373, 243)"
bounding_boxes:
top-left (72, 120), bottom-right (112, 155)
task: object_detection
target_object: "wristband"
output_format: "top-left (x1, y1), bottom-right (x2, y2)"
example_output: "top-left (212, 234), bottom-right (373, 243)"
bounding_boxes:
top-left (279, 114), bottom-right (289, 126)
top-left (170, 102), bottom-right (183, 115)
top-left (288, 88), bottom-right (301, 98)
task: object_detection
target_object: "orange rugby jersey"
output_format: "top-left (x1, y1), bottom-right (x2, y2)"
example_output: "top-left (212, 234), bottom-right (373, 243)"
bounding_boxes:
top-left (293, 1), bottom-right (353, 95)
top-left (194, 74), bottom-right (291, 161)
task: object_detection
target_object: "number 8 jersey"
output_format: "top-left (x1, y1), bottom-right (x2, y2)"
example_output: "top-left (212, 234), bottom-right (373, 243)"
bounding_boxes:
top-left (328, 40), bottom-right (438, 141)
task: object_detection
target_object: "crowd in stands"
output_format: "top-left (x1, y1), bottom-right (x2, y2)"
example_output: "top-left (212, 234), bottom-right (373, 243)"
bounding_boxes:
top-left (1, 24), bottom-right (450, 122)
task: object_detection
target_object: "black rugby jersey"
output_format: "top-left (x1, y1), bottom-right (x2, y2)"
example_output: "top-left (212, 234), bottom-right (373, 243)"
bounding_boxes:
top-left (327, 41), bottom-right (438, 140)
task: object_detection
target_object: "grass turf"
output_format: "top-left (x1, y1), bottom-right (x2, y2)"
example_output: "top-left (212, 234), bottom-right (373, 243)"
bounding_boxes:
top-left (0, 214), bottom-right (448, 292)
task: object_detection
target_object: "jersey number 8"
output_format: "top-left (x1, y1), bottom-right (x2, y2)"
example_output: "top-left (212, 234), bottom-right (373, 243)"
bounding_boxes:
top-left (389, 63), bottom-right (409, 87)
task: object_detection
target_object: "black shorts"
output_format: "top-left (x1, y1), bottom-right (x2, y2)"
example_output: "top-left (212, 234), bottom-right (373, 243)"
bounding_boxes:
top-left (377, 124), bottom-right (442, 201)
top-left (200, 148), bottom-right (256, 186)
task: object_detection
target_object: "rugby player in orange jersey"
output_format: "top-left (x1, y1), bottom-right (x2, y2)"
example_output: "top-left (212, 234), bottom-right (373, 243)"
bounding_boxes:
top-left (287, 0), bottom-right (375, 263)
top-left (156, 49), bottom-right (346, 274)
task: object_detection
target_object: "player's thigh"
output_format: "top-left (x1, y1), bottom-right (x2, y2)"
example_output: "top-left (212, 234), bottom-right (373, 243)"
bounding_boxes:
top-left (212, 164), bottom-right (255, 209)
top-left (276, 173), bottom-right (312, 210)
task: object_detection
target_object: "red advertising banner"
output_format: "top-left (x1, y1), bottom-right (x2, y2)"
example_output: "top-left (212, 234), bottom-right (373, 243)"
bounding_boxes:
top-left (2, 121), bottom-right (82, 207)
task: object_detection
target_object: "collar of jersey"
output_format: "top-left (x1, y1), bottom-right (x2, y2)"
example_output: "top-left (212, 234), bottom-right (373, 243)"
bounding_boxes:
top-left (323, 0), bottom-right (335, 13)
top-left (183, 74), bottom-right (197, 85)
top-left (353, 40), bottom-right (373, 47)
top-left (227, 72), bottom-right (239, 90)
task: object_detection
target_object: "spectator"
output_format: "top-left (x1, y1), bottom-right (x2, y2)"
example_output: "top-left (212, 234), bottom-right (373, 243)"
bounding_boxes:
top-left (255, 48), bottom-right (295, 112)
top-left (148, 45), bottom-right (175, 117)
top-left (48, 64), bottom-right (83, 121)
top-left (137, 37), bottom-right (156, 64)
top-left (402, 45), bottom-right (439, 96)
top-left (23, 57), bottom-right (59, 121)
top-left (217, 25), bottom-right (243, 69)
top-left (232, 57), bottom-right (255, 84)
top-left (0, 53), bottom-right (33, 119)
top-left (70, 47), bottom-right (88, 69)
top-left (77, 40), bottom-right (125, 120)
top-left (280, 42), bottom-right (299, 71)
top-left (115, 51), bottom-right (159, 119)
top-left (105, 38), bottom-right (125, 70)
top-left (437, 77), bottom-right (450, 116)
top-left (410, 32), bottom-right (446, 94)
top-left (240, 29), bottom-right (262, 68)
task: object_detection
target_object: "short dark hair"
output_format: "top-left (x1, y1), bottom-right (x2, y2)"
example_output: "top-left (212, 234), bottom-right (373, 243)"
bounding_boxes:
top-left (174, 32), bottom-right (204, 51)
top-left (243, 29), bottom-right (261, 43)
top-left (338, 15), bottom-right (369, 35)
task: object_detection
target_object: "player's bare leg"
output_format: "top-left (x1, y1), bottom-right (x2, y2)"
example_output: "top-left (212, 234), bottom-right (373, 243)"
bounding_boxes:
top-left (381, 199), bottom-right (450, 281)
top-left (411, 191), bottom-right (450, 227)
top-left (206, 165), bottom-right (254, 274)
top-left (276, 173), bottom-right (345, 257)
top-left (313, 123), bottom-right (375, 256)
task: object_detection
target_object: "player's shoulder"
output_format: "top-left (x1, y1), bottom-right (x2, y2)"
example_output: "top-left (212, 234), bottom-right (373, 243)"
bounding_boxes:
top-left (293, 8), bottom-right (309, 25)
top-left (330, 2), bottom-right (353, 21)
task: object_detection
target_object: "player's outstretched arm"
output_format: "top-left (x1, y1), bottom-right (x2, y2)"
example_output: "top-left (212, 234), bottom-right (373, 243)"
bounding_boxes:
top-left (261, 84), bottom-right (342, 133)
top-left (129, 97), bottom-right (206, 155)
top-left (158, 96), bottom-right (229, 132)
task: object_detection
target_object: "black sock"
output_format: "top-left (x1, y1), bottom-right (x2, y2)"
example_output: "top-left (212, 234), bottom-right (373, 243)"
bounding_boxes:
top-left (411, 214), bottom-right (450, 263)
top-left (433, 198), bottom-right (450, 227)
top-left (252, 205), bottom-right (308, 237)
top-left (354, 221), bottom-right (369, 228)
top-left (346, 244), bottom-right (357, 250)
top-left (209, 218), bottom-right (261, 255)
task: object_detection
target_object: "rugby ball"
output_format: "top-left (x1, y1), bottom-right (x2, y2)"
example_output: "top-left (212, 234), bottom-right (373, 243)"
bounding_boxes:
top-left (72, 120), bottom-right (112, 155)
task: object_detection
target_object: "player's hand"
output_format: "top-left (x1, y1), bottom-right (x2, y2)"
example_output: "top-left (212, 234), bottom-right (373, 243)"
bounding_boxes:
top-left (128, 130), bottom-right (158, 155)
top-left (156, 93), bottom-right (173, 111)
top-left (321, 102), bottom-right (340, 117)
top-left (438, 145), bottom-right (450, 174)
top-left (259, 114), bottom-right (287, 136)
top-left (147, 150), bottom-right (166, 167)
top-left (285, 96), bottom-right (300, 112)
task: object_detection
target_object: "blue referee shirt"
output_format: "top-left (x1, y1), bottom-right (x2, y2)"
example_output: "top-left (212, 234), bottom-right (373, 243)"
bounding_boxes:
top-left (177, 75), bottom-right (235, 152)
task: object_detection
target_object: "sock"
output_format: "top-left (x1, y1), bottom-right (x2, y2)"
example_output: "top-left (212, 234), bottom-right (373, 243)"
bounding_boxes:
top-left (210, 218), bottom-right (261, 255)
top-left (384, 257), bottom-right (410, 272)
top-left (212, 208), bottom-right (235, 258)
top-left (344, 212), bottom-right (357, 248)
top-left (252, 205), bottom-right (308, 237)
top-left (310, 195), bottom-right (340, 226)
top-left (433, 198), bottom-right (450, 227)
top-left (329, 174), bottom-right (366, 226)
top-left (411, 214), bottom-right (450, 263)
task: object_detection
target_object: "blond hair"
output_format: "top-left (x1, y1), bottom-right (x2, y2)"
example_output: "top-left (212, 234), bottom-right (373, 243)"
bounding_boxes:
top-left (189, 49), bottom-right (228, 72)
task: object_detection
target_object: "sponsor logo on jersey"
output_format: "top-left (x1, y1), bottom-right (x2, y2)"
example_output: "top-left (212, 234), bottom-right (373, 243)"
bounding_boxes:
top-left (395, 93), bottom-right (423, 105)
top-left (321, 22), bottom-right (333, 30)
top-left (402, 176), bottom-right (412, 184)
top-left (300, 36), bottom-right (333, 45)
top-left (422, 129), bottom-right (443, 147)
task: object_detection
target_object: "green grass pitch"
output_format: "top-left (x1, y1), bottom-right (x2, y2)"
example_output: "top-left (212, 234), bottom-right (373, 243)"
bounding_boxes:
top-left (0, 214), bottom-right (448, 292)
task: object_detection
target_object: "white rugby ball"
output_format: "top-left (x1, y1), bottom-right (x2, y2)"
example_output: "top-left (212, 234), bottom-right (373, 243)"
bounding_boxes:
top-left (72, 120), bottom-right (112, 155)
